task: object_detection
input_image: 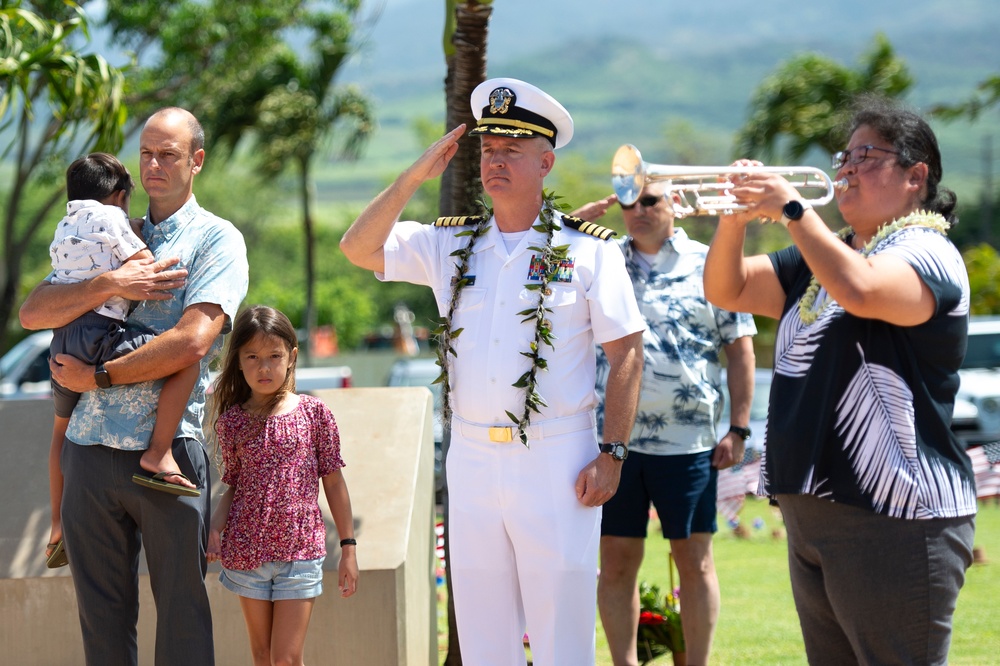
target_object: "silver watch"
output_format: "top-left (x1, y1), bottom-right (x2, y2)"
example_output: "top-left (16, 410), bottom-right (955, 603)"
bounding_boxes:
top-left (600, 441), bottom-right (628, 461)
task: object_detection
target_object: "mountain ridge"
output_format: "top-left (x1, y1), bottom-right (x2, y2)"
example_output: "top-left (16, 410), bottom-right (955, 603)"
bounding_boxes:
top-left (326, 0), bottom-right (998, 204)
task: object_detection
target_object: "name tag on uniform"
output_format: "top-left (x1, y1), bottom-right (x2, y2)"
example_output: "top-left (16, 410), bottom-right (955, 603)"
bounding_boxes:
top-left (452, 274), bottom-right (476, 287)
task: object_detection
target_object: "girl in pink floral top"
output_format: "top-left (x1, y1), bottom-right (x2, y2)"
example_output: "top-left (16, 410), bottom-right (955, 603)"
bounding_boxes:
top-left (207, 305), bottom-right (357, 665)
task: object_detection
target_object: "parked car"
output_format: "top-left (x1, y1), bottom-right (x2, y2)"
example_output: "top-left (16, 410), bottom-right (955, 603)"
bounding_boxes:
top-left (0, 330), bottom-right (53, 400)
top-left (386, 357), bottom-right (444, 499)
top-left (293, 365), bottom-right (353, 391)
top-left (719, 314), bottom-right (999, 451)
top-left (1, 329), bottom-right (352, 400)
top-left (954, 316), bottom-right (1000, 446)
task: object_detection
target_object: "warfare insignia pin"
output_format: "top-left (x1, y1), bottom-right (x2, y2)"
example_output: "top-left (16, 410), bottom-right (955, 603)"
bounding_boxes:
top-left (489, 87), bottom-right (515, 115)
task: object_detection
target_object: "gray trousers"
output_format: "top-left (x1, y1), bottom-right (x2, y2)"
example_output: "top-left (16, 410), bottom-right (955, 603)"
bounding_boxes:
top-left (61, 437), bottom-right (214, 666)
top-left (778, 493), bottom-right (975, 666)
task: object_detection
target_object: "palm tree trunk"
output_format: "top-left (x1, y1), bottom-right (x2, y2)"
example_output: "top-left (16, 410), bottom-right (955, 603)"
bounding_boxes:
top-left (441, 5), bottom-right (492, 664)
top-left (440, 1), bottom-right (492, 217)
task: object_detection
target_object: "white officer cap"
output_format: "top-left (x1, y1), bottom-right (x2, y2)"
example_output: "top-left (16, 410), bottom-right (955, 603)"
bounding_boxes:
top-left (469, 77), bottom-right (574, 150)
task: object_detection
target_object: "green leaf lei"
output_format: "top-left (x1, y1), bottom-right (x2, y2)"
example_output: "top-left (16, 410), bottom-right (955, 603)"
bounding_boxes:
top-left (798, 210), bottom-right (951, 325)
top-left (433, 190), bottom-right (570, 446)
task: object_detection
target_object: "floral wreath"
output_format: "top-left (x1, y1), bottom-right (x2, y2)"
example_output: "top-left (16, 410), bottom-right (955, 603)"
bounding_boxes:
top-left (433, 190), bottom-right (570, 446)
top-left (798, 210), bottom-right (951, 325)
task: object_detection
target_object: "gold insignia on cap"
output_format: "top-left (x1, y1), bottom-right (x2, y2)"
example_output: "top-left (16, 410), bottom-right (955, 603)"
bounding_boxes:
top-left (489, 87), bottom-right (515, 115)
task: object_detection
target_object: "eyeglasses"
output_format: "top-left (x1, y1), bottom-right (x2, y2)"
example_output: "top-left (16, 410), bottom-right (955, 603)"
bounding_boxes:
top-left (831, 145), bottom-right (900, 170)
top-left (620, 194), bottom-right (662, 210)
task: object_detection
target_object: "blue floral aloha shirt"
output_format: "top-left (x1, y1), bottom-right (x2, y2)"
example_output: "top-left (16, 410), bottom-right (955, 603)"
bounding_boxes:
top-left (66, 196), bottom-right (249, 450)
top-left (596, 228), bottom-right (756, 456)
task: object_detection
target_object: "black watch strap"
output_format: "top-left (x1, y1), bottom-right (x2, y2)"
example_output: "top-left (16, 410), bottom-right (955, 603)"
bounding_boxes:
top-left (728, 425), bottom-right (751, 441)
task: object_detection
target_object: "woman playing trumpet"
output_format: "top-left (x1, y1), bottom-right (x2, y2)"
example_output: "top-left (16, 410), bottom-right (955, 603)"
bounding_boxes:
top-left (704, 94), bottom-right (975, 665)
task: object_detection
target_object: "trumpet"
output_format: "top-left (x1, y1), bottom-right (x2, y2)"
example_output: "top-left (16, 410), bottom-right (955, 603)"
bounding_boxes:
top-left (611, 144), bottom-right (848, 218)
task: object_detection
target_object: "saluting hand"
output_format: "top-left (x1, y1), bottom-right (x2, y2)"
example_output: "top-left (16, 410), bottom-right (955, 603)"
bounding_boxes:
top-left (402, 124), bottom-right (467, 186)
top-left (570, 194), bottom-right (618, 222)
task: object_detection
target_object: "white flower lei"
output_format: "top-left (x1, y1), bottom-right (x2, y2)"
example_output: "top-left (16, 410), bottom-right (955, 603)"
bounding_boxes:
top-left (433, 191), bottom-right (570, 446)
top-left (798, 210), bottom-right (951, 325)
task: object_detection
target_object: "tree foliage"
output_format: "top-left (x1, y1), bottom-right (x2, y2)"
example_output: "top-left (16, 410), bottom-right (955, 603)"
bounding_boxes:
top-left (101, 0), bottom-right (307, 126)
top-left (734, 34), bottom-right (912, 163)
top-left (963, 243), bottom-right (1000, 315)
top-left (931, 75), bottom-right (1000, 123)
top-left (197, 0), bottom-right (375, 353)
top-left (0, 0), bottom-right (126, 348)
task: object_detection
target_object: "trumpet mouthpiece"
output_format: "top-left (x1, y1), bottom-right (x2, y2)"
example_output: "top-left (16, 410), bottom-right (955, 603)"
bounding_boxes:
top-left (834, 178), bottom-right (849, 192)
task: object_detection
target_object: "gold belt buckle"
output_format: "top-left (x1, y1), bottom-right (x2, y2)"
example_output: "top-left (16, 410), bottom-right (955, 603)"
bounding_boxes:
top-left (488, 426), bottom-right (513, 443)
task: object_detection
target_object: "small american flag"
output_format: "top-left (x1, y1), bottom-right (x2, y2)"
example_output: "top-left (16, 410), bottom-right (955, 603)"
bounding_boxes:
top-left (716, 449), bottom-right (762, 523)
top-left (968, 442), bottom-right (1000, 499)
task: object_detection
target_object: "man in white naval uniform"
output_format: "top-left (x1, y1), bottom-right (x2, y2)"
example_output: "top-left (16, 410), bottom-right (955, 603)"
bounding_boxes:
top-left (341, 78), bottom-right (644, 665)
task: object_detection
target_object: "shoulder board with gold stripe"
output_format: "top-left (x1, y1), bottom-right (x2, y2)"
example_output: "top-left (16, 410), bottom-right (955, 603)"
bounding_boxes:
top-left (560, 215), bottom-right (618, 240)
top-left (433, 214), bottom-right (488, 227)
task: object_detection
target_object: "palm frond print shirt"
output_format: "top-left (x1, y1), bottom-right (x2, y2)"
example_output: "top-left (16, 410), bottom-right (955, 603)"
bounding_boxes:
top-left (596, 229), bottom-right (757, 456)
top-left (765, 225), bottom-right (976, 519)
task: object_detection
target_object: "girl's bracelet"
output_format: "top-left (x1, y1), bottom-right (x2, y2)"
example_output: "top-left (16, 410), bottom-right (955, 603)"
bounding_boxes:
top-left (340, 538), bottom-right (357, 547)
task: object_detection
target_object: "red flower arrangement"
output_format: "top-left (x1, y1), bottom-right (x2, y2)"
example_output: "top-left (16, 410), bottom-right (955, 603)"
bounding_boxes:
top-left (637, 580), bottom-right (684, 664)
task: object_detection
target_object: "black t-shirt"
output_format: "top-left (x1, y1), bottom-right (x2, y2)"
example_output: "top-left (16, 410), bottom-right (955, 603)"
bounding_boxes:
top-left (764, 225), bottom-right (976, 519)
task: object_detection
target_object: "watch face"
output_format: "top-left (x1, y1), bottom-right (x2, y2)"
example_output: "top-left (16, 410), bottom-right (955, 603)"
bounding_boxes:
top-left (95, 366), bottom-right (111, 389)
top-left (602, 442), bottom-right (628, 460)
top-left (783, 200), bottom-right (805, 221)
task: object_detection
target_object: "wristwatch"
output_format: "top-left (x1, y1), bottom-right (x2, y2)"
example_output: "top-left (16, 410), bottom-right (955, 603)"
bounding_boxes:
top-left (94, 363), bottom-right (112, 389)
top-left (779, 200), bottom-right (811, 226)
top-left (600, 441), bottom-right (629, 461)
top-left (728, 425), bottom-right (752, 441)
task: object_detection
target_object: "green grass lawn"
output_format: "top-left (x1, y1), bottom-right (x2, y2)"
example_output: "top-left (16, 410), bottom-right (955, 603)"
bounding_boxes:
top-left (438, 498), bottom-right (1000, 665)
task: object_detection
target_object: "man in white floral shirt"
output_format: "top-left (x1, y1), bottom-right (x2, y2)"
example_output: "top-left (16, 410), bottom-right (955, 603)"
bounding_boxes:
top-left (575, 180), bottom-right (756, 666)
top-left (20, 107), bottom-right (248, 666)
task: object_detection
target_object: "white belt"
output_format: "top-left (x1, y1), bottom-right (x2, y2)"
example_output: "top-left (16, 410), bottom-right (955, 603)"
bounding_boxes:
top-left (454, 411), bottom-right (596, 444)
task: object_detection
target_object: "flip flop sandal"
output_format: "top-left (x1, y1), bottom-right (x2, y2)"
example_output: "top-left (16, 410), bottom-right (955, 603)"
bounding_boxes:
top-left (46, 539), bottom-right (68, 568)
top-left (132, 470), bottom-right (202, 497)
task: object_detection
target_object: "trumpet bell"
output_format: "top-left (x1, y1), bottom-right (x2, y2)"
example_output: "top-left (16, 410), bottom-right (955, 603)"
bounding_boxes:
top-left (612, 144), bottom-right (645, 206)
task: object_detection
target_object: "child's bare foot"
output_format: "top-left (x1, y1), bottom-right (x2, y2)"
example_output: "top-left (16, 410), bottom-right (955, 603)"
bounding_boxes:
top-left (139, 447), bottom-right (197, 490)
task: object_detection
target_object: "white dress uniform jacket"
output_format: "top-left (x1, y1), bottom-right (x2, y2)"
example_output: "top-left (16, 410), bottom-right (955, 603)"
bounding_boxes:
top-left (380, 210), bottom-right (645, 427)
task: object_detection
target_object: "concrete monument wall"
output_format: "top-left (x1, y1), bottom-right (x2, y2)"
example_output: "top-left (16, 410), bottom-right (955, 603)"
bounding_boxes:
top-left (0, 386), bottom-right (436, 665)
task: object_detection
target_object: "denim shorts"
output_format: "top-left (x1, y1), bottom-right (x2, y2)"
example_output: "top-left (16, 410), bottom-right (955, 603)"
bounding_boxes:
top-left (219, 557), bottom-right (325, 601)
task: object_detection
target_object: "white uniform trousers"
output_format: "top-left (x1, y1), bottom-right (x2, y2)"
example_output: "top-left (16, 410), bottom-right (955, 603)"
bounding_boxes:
top-left (447, 417), bottom-right (601, 666)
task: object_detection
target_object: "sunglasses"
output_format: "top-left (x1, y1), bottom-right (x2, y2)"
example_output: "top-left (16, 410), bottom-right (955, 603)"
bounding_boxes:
top-left (620, 194), bottom-right (662, 210)
top-left (831, 145), bottom-right (900, 170)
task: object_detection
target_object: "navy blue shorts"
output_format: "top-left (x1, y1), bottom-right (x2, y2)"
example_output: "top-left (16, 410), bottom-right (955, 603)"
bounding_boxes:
top-left (601, 449), bottom-right (718, 539)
